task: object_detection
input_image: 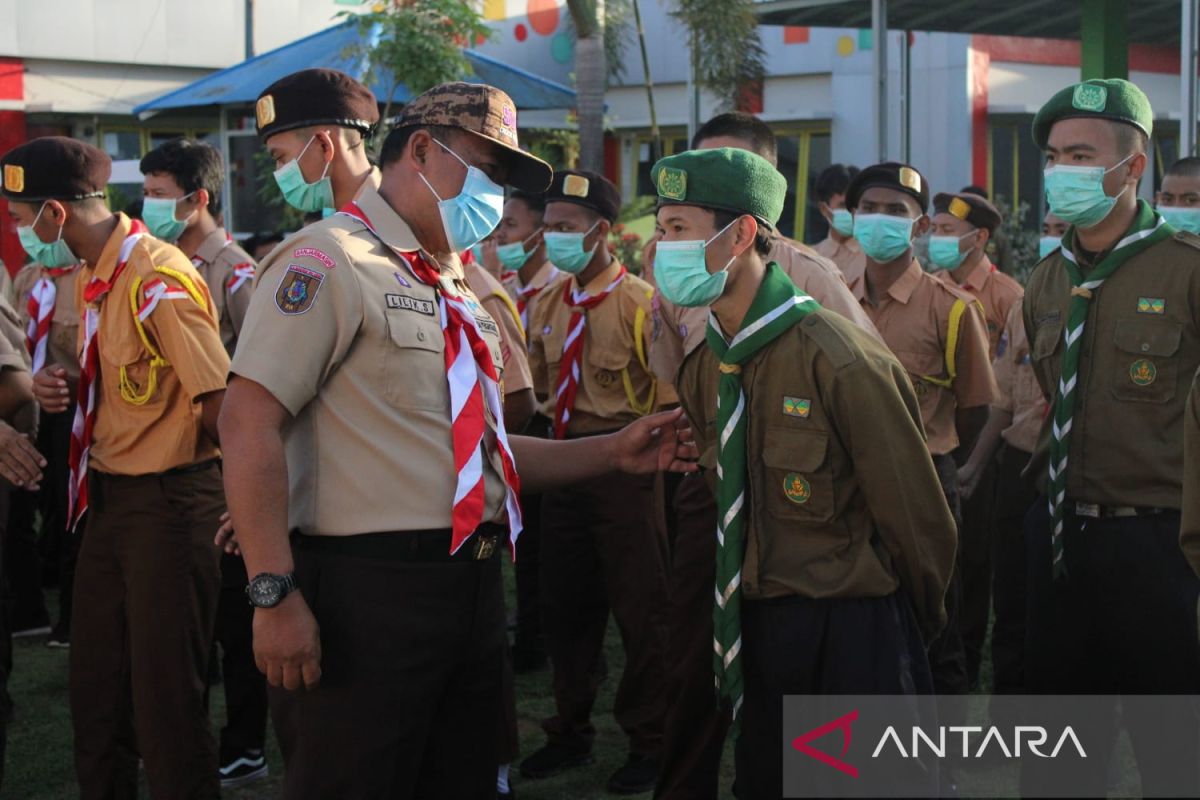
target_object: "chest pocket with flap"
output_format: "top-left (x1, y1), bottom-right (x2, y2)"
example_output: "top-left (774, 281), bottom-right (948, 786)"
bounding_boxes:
top-left (1111, 318), bottom-right (1182, 404)
top-left (384, 308), bottom-right (447, 411)
top-left (759, 426), bottom-right (834, 525)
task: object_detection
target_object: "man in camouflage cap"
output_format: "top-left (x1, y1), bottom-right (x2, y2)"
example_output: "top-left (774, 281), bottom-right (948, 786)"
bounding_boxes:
top-left (1022, 77), bottom-right (1200, 796)
top-left (652, 147), bottom-right (955, 798)
top-left (220, 81), bottom-right (695, 798)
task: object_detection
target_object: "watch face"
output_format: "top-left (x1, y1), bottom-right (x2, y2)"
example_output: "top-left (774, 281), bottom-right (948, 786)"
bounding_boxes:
top-left (250, 577), bottom-right (282, 607)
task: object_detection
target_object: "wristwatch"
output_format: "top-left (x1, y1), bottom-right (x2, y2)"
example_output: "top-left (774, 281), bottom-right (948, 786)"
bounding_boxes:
top-left (246, 572), bottom-right (299, 608)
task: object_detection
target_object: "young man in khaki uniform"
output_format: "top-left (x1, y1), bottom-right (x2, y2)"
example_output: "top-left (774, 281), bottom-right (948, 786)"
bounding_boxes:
top-left (845, 162), bottom-right (998, 702)
top-left (220, 83), bottom-right (695, 799)
top-left (812, 162), bottom-right (863, 275)
top-left (647, 115), bottom-right (880, 800)
top-left (653, 146), bottom-right (955, 800)
top-left (1023, 79), bottom-right (1200, 796)
top-left (1155, 156), bottom-right (1200, 234)
top-left (9, 137), bottom-right (230, 799)
top-left (520, 169), bottom-right (669, 793)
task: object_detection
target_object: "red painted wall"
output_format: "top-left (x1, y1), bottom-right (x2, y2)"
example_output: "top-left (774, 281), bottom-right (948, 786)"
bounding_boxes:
top-left (0, 58), bottom-right (25, 277)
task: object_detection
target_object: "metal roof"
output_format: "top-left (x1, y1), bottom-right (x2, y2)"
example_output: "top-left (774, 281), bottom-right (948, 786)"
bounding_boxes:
top-left (133, 19), bottom-right (576, 116)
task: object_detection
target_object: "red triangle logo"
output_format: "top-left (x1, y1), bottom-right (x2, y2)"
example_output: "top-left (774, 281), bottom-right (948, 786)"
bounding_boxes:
top-left (791, 709), bottom-right (860, 778)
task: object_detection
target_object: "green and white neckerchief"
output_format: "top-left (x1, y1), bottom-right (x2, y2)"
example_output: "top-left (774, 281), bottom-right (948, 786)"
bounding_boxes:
top-left (705, 263), bottom-right (821, 722)
top-left (1048, 201), bottom-right (1172, 577)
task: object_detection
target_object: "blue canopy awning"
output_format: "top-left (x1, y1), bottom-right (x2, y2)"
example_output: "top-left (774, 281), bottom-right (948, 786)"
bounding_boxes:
top-left (133, 19), bottom-right (575, 116)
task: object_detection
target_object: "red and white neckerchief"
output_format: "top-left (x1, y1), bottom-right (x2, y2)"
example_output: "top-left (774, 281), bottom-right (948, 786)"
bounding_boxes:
top-left (68, 220), bottom-right (149, 530)
top-left (552, 267), bottom-right (627, 440)
top-left (500, 269), bottom-right (518, 282)
top-left (25, 265), bottom-right (78, 373)
top-left (226, 262), bottom-right (255, 295)
top-left (515, 268), bottom-right (560, 331)
top-left (340, 202), bottom-right (523, 554)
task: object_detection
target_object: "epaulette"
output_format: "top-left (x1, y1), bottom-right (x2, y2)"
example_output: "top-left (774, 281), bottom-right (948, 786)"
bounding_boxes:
top-left (798, 309), bottom-right (859, 369)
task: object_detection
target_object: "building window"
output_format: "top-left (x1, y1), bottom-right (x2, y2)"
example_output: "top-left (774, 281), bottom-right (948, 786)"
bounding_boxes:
top-left (633, 134), bottom-right (688, 198)
top-left (776, 127), bottom-right (831, 243)
top-left (988, 116), bottom-right (1044, 229)
top-left (100, 129), bottom-right (143, 161)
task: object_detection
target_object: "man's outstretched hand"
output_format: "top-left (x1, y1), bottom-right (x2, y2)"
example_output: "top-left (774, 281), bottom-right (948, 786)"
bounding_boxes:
top-left (607, 407), bottom-right (698, 475)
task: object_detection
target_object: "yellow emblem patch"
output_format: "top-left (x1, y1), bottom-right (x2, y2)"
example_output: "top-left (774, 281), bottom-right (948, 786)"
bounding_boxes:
top-left (657, 167), bottom-right (687, 201)
top-left (1130, 358), bottom-right (1157, 386)
top-left (563, 174), bottom-right (590, 198)
top-left (256, 94), bottom-right (276, 129)
top-left (899, 166), bottom-right (921, 193)
top-left (1136, 297), bottom-right (1165, 315)
top-left (948, 197), bottom-right (971, 220)
top-left (782, 396), bottom-right (811, 418)
top-left (783, 473), bottom-right (811, 505)
top-left (3, 164), bottom-right (24, 194)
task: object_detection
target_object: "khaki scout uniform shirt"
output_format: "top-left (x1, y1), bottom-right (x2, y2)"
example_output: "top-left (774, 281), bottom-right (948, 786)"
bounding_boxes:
top-left (232, 182), bottom-right (509, 536)
top-left (82, 214), bottom-right (228, 476)
top-left (0, 293), bottom-right (35, 435)
top-left (850, 258), bottom-right (998, 456)
top-left (191, 228), bottom-right (256, 356)
top-left (650, 239), bottom-right (882, 385)
top-left (675, 307), bottom-right (957, 639)
top-left (812, 233), bottom-right (863, 278)
top-left (938, 255), bottom-right (1024, 359)
top-left (12, 262), bottom-right (81, 382)
top-left (464, 260), bottom-right (532, 395)
top-left (528, 261), bottom-right (659, 436)
top-left (501, 259), bottom-right (558, 334)
top-left (993, 303), bottom-right (1045, 454)
top-left (1023, 231), bottom-right (1200, 510)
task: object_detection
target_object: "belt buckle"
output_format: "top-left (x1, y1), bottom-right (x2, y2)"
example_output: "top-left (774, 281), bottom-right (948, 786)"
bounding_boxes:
top-left (1074, 502), bottom-right (1101, 519)
top-left (473, 534), bottom-right (497, 561)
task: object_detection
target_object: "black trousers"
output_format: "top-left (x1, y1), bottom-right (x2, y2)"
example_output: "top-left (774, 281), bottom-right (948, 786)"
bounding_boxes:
top-left (958, 452), bottom-right (997, 689)
top-left (272, 531), bottom-right (506, 799)
top-left (735, 592), bottom-right (935, 800)
top-left (1023, 501), bottom-right (1200, 797)
top-left (926, 453), bottom-right (968, 696)
top-left (989, 443), bottom-right (1035, 699)
top-left (5, 479), bottom-right (46, 631)
top-left (38, 409), bottom-right (77, 636)
top-left (215, 553), bottom-right (268, 754)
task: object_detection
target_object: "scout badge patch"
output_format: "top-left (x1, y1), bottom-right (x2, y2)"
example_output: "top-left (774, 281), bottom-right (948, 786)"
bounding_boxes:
top-left (275, 264), bottom-right (323, 314)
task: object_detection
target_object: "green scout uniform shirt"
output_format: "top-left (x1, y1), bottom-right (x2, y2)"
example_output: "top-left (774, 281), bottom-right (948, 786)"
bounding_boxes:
top-left (675, 305), bottom-right (958, 640)
top-left (1024, 230), bottom-right (1200, 510)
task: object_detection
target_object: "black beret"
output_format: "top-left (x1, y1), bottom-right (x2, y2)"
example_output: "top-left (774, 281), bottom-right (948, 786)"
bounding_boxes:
top-left (545, 170), bottom-right (621, 221)
top-left (1, 136), bottom-right (111, 203)
top-left (933, 191), bottom-right (1003, 234)
top-left (845, 161), bottom-right (929, 213)
top-left (256, 69), bottom-right (380, 141)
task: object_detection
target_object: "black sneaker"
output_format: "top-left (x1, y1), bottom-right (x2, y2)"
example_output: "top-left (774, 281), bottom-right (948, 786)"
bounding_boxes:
top-left (218, 749), bottom-right (268, 789)
top-left (606, 754), bottom-right (659, 795)
top-left (519, 742), bottom-right (594, 779)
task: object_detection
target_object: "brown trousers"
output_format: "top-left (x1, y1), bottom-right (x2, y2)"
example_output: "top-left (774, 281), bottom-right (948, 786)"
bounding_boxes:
top-left (272, 531), bottom-right (506, 799)
top-left (70, 464), bottom-right (224, 800)
top-left (539, 468), bottom-right (669, 757)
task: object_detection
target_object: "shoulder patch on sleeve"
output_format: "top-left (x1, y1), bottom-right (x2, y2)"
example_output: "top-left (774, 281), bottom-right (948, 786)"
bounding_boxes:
top-left (293, 247), bottom-right (336, 268)
top-left (275, 264), bottom-right (324, 315)
top-left (800, 310), bottom-right (860, 369)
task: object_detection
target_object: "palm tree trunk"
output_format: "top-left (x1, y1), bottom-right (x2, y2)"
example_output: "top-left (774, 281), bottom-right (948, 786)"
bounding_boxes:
top-left (568, 0), bottom-right (606, 172)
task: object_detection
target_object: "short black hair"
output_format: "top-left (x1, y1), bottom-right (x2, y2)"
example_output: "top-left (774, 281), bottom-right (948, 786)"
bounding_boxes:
top-left (815, 164), bottom-right (860, 204)
top-left (139, 138), bottom-right (224, 215)
top-left (509, 189), bottom-right (546, 217)
top-left (1166, 156), bottom-right (1200, 179)
top-left (711, 208), bottom-right (774, 257)
top-left (379, 124), bottom-right (458, 167)
top-left (692, 112), bottom-right (778, 167)
top-left (123, 197), bottom-right (144, 221)
top-left (1113, 121), bottom-right (1149, 156)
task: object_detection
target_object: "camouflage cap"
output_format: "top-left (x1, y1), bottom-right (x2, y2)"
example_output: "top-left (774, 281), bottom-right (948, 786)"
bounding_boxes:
top-left (394, 81), bottom-right (552, 193)
top-left (1, 136), bottom-right (111, 203)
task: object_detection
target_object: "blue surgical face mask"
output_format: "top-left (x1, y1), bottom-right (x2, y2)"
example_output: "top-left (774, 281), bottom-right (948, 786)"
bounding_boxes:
top-left (654, 219), bottom-right (738, 308)
top-left (1039, 235), bottom-right (1061, 259)
top-left (142, 192), bottom-right (196, 242)
top-left (17, 203), bottom-right (77, 268)
top-left (420, 138), bottom-right (505, 253)
top-left (927, 231), bottom-right (976, 272)
top-left (1043, 153), bottom-right (1133, 229)
top-left (497, 228), bottom-right (543, 271)
top-left (273, 135), bottom-right (335, 213)
top-left (853, 213), bottom-right (916, 263)
top-left (1158, 205), bottom-right (1200, 235)
top-left (544, 222), bottom-right (601, 274)
top-left (830, 208), bottom-right (854, 237)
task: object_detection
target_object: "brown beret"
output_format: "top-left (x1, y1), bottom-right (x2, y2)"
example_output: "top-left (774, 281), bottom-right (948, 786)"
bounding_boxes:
top-left (256, 69), bottom-right (380, 141)
top-left (545, 169), bottom-right (621, 221)
top-left (1, 136), bottom-right (111, 203)
top-left (393, 81), bottom-right (552, 194)
top-left (933, 191), bottom-right (1003, 234)
top-left (845, 161), bottom-right (929, 213)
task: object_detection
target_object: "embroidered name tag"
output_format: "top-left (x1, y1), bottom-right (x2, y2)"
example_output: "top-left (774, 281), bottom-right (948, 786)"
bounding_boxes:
top-left (386, 294), bottom-right (435, 316)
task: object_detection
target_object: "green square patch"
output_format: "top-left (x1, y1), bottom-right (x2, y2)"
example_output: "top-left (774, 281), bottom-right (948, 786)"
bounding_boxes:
top-left (657, 167), bottom-right (687, 200)
top-left (1072, 83), bottom-right (1107, 113)
top-left (783, 396), bottom-right (811, 418)
top-left (1137, 297), bottom-right (1165, 315)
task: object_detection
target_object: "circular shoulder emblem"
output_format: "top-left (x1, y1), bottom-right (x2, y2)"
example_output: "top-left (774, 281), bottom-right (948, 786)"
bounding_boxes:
top-left (783, 473), bottom-right (812, 505)
top-left (1130, 358), bottom-right (1157, 386)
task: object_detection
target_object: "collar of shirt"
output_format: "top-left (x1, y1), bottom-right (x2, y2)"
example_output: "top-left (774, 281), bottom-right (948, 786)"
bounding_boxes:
top-left (89, 212), bottom-right (136, 283)
top-left (353, 167), bottom-right (383, 202)
top-left (953, 254), bottom-right (995, 291)
top-left (519, 259), bottom-right (557, 290)
top-left (354, 181), bottom-right (422, 254)
top-left (576, 259), bottom-right (624, 295)
top-left (193, 227), bottom-right (231, 266)
top-left (849, 257), bottom-right (923, 305)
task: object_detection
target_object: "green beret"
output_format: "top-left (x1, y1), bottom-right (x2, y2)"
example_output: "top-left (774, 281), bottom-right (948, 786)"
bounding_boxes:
top-left (256, 68), bottom-right (380, 142)
top-left (933, 191), bottom-right (1003, 234)
top-left (545, 169), bottom-right (621, 221)
top-left (845, 162), bottom-right (929, 213)
top-left (1032, 78), bottom-right (1153, 149)
top-left (650, 148), bottom-right (786, 229)
top-left (1, 136), bottom-right (110, 203)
